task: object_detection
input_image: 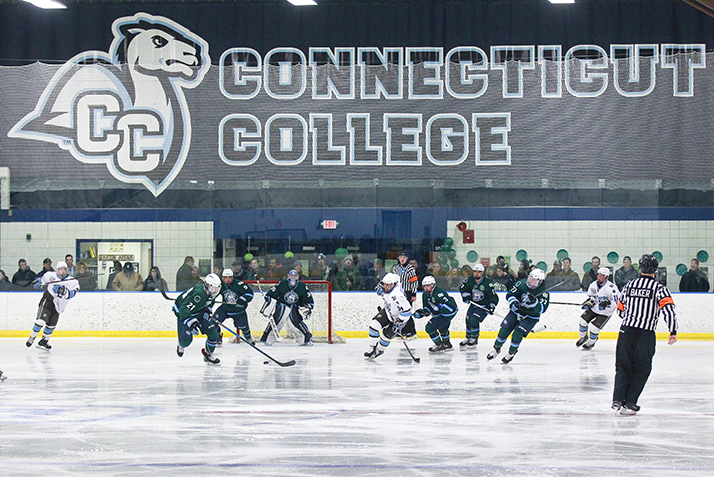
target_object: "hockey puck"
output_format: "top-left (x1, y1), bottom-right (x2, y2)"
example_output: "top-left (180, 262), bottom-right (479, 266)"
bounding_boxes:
top-left (263, 360), bottom-right (270, 365)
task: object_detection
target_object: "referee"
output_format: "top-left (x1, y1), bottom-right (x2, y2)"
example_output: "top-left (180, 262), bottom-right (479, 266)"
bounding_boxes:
top-left (612, 254), bottom-right (677, 415)
top-left (392, 251), bottom-right (419, 339)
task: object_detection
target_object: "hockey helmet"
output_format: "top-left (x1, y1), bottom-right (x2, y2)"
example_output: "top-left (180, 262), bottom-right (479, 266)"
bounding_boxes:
top-left (473, 263), bottom-right (485, 273)
top-left (422, 275), bottom-right (436, 288)
top-left (527, 268), bottom-right (546, 289)
top-left (382, 273), bottom-right (399, 285)
top-left (638, 254), bottom-right (659, 274)
top-left (222, 268), bottom-right (234, 277)
top-left (596, 267), bottom-right (611, 277)
top-left (204, 273), bottom-right (221, 296)
top-left (56, 261), bottom-right (68, 278)
top-left (288, 269), bottom-right (299, 286)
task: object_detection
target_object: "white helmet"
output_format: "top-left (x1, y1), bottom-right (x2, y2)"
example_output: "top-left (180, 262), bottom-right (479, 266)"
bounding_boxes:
top-left (222, 268), bottom-right (233, 277)
top-left (382, 273), bottom-right (400, 285)
top-left (473, 263), bottom-right (485, 272)
top-left (204, 273), bottom-right (221, 295)
top-left (56, 261), bottom-right (68, 278)
top-left (422, 275), bottom-right (436, 287)
top-left (596, 267), bottom-right (611, 277)
top-left (527, 268), bottom-right (545, 289)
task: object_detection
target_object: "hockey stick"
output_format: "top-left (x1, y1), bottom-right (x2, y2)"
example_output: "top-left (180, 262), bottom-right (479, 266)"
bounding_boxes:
top-left (213, 320), bottom-right (296, 367)
top-left (469, 301), bottom-right (507, 320)
top-left (395, 329), bottom-right (420, 363)
top-left (550, 301), bottom-right (585, 306)
top-left (255, 279), bottom-right (283, 343)
top-left (468, 301), bottom-right (548, 333)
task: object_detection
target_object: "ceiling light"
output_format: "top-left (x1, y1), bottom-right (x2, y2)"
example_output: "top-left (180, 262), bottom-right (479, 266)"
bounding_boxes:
top-left (549, 0), bottom-right (575, 3)
top-left (23, 0), bottom-right (66, 9)
top-left (287, 0), bottom-right (318, 6)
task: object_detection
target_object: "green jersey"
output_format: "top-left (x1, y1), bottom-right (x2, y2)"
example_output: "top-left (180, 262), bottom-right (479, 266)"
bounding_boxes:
top-left (460, 275), bottom-right (499, 307)
top-left (421, 285), bottom-right (458, 319)
top-left (266, 279), bottom-right (314, 307)
top-left (219, 280), bottom-right (254, 313)
top-left (506, 279), bottom-right (550, 319)
top-left (173, 284), bottom-right (217, 320)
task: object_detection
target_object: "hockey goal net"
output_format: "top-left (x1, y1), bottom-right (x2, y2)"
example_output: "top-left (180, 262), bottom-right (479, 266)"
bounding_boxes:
top-left (243, 280), bottom-right (344, 344)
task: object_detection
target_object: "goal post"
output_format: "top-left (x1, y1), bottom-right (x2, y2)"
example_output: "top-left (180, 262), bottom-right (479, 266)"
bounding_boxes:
top-left (242, 280), bottom-right (344, 344)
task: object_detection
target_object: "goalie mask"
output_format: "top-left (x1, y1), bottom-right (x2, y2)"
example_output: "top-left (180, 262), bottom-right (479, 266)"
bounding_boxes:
top-left (204, 273), bottom-right (221, 296)
top-left (56, 261), bottom-right (68, 279)
top-left (526, 268), bottom-right (545, 289)
top-left (288, 269), bottom-right (299, 287)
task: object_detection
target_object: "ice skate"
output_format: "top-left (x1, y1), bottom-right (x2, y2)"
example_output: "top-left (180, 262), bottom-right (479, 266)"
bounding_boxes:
top-left (459, 338), bottom-right (477, 347)
top-left (501, 352), bottom-right (516, 364)
top-left (619, 402), bottom-right (640, 416)
top-left (176, 344), bottom-right (184, 357)
top-left (36, 338), bottom-right (51, 351)
top-left (202, 348), bottom-right (220, 366)
top-left (582, 339), bottom-right (597, 350)
top-left (364, 345), bottom-right (384, 360)
top-left (575, 336), bottom-right (587, 347)
top-left (0, 371), bottom-right (6, 382)
top-left (486, 347), bottom-right (501, 360)
top-left (300, 339), bottom-right (314, 346)
top-left (441, 341), bottom-right (454, 352)
top-left (428, 343), bottom-right (443, 353)
top-left (26, 337), bottom-right (35, 348)
top-left (611, 400), bottom-right (623, 411)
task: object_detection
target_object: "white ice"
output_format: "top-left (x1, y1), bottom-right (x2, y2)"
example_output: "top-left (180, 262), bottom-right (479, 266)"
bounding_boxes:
top-left (1, 337), bottom-right (713, 476)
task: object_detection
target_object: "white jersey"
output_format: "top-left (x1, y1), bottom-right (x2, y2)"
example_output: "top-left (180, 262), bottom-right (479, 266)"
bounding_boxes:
top-left (380, 283), bottom-right (412, 323)
top-left (41, 271), bottom-right (80, 314)
top-left (586, 279), bottom-right (619, 317)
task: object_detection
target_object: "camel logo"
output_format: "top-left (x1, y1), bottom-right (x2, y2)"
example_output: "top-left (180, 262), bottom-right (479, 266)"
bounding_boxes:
top-left (8, 13), bottom-right (210, 196)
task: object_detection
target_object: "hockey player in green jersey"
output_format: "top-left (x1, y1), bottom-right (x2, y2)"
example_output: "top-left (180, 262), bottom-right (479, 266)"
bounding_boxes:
top-left (260, 269), bottom-right (315, 346)
top-left (214, 268), bottom-right (255, 346)
top-left (174, 273), bottom-right (222, 365)
top-left (413, 275), bottom-right (458, 353)
top-left (459, 263), bottom-right (499, 347)
top-left (487, 268), bottom-right (550, 364)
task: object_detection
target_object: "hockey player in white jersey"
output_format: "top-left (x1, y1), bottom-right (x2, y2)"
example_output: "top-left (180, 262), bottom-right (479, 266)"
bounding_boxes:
top-left (26, 261), bottom-right (80, 350)
top-left (577, 267), bottom-right (619, 350)
top-left (364, 273), bottom-right (413, 359)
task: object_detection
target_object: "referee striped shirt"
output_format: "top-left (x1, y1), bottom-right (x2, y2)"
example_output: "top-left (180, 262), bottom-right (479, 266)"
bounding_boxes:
top-left (617, 276), bottom-right (677, 334)
top-left (392, 263), bottom-right (418, 295)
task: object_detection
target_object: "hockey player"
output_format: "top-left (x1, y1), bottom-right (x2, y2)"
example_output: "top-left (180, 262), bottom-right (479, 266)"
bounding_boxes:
top-left (0, 370), bottom-right (6, 382)
top-left (364, 273), bottom-right (413, 359)
top-left (414, 275), bottom-right (458, 353)
top-left (577, 267), bottom-right (619, 350)
top-left (214, 269), bottom-right (255, 346)
top-left (260, 269), bottom-right (314, 346)
top-left (26, 261), bottom-right (79, 350)
top-left (174, 273), bottom-right (222, 365)
top-left (486, 268), bottom-right (550, 364)
top-left (459, 263), bottom-right (499, 347)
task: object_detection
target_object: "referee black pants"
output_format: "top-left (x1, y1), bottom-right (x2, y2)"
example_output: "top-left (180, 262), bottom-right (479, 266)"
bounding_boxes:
top-left (613, 326), bottom-right (656, 406)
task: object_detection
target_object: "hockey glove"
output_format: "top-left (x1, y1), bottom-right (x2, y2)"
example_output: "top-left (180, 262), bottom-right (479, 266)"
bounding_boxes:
top-left (393, 320), bottom-right (405, 333)
top-left (303, 305), bottom-right (313, 320)
top-left (32, 278), bottom-right (43, 290)
top-left (487, 303), bottom-right (497, 314)
top-left (376, 282), bottom-right (384, 296)
top-left (461, 293), bottom-right (471, 303)
top-left (260, 296), bottom-right (272, 316)
top-left (510, 302), bottom-right (520, 314)
top-left (202, 310), bottom-right (212, 321)
top-left (413, 309), bottom-right (424, 319)
top-left (522, 293), bottom-right (538, 309)
top-left (53, 285), bottom-right (67, 298)
top-left (581, 297), bottom-right (595, 310)
top-left (185, 317), bottom-right (201, 335)
top-left (600, 299), bottom-right (611, 309)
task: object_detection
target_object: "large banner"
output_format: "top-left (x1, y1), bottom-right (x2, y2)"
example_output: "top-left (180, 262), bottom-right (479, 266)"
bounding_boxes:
top-left (1, 12), bottom-right (713, 196)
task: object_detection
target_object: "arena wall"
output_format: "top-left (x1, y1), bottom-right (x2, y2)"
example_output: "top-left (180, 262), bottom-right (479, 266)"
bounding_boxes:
top-left (0, 291), bottom-right (710, 340)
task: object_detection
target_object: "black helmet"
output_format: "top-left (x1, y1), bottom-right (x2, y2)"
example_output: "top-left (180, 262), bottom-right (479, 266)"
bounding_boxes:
top-left (638, 254), bottom-right (659, 274)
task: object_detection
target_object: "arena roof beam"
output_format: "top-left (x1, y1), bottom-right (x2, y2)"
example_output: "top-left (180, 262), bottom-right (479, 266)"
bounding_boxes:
top-left (681, 0), bottom-right (714, 18)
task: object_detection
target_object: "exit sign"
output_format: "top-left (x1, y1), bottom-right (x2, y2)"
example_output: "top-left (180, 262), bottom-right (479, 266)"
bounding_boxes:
top-left (321, 220), bottom-right (339, 229)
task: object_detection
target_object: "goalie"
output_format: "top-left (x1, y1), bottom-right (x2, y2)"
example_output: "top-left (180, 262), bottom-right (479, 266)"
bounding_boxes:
top-left (214, 269), bottom-right (255, 346)
top-left (577, 267), bottom-right (619, 350)
top-left (364, 273), bottom-right (413, 359)
top-left (259, 270), bottom-right (314, 346)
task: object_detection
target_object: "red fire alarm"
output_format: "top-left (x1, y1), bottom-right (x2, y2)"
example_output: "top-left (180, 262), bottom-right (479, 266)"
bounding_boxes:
top-left (463, 229), bottom-right (474, 244)
top-left (457, 221), bottom-right (468, 232)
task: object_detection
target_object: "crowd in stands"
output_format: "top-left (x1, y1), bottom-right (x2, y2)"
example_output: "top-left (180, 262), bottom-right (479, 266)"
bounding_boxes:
top-left (0, 252), bottom-right (710, 293)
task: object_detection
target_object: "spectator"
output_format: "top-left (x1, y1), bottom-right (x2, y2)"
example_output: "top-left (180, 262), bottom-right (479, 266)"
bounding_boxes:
top-left (190, 266), bottom-right (202, 286)
top-left (310, 253), bottom-right (336, 283)
top-left (144, 266), bottom-right (168, 292)
top-left (213, 265), bottom-right (222, 276)
top-left (294, 262), bottom-right (308, 281)
top-left (175, 256), bottom-right (195, 292)
top-left (615, 256), bottom-right (639, 290)
top-left (374, 258), bottom-right (387, 282)
top-left (36, 258), bottom-right (54, 280)
top-left (106, 260), bottom-right (123, 290)
top-left (460, 265), bottom-right (473, 280)
top-left (545, 259), bottom-right (564, 290)
top-left (64, 254), bottom-right (76, 277)
top-left (581, 256), bottom-right (601, 291)
top-left (488, 255), bottom-right (516, 279)
top-left (231, 260), bottom-right (247, 280)
top-left (260, 257), bottom-right (284, 279)
top-left (445, 267), bottom-right (462, 291)
top-left (12, 258), bottom-right (36, 291)
top-left (517, 259), bottom-right (533, 280)
top-left (75, 261), bottom-right (96, 291)
top-left (427, 262), bottom-right (449, 289)
top-left (334, 254), bottom-right (363, 291)
top-left (0, 269), bottom-right (12, 291)
top-left (492, 265), bottom-right (517, 291)
top-left (245, 258), bottom-right (260, 281)
top-left (560, 257), bottom-right (581, 291)
top-left (112, 262), bottom-right (144, 291)
top-left (679, 258), bottom-right (710, 292)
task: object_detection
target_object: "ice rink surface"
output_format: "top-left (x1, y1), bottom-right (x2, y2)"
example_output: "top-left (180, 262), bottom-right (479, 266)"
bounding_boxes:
top-left (1, 337), bottom-right (713, 476)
